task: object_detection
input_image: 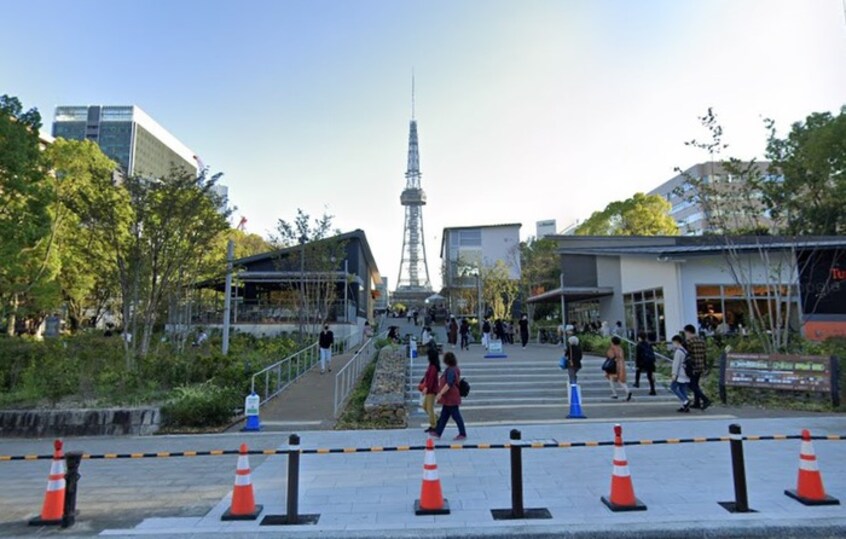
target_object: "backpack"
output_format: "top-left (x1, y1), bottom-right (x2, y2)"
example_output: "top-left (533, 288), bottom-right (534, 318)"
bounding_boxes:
top-left (459, 378), bottom-right (471, 397)
top-left (682, 349), bottom-right (695, 378)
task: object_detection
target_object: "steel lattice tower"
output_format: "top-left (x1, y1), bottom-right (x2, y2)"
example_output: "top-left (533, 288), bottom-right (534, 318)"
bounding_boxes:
top-left (396, 91), bottom-right (432, 293)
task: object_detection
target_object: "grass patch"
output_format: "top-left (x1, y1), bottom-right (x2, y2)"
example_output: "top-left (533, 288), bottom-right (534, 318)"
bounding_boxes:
top-left (334, 352), bottom-right (404, 430)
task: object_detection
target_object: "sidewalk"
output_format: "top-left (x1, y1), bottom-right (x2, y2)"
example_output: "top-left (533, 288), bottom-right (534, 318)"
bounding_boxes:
top-left (98, 416), bottom-right (846, 537)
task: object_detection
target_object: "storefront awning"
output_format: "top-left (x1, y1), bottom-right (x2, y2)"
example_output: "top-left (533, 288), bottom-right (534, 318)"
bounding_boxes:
top-left (526, 286), bottom-right (614, 303)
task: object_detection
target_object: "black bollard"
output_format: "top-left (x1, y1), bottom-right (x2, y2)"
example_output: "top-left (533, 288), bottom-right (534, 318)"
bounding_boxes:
top-left (62, 452), bottom-right (83, 528)
top-left (509, 429), bottom-right (525, 518)
top-left (491, 430), bottom-right (551, 520)
top-left (260, 433), bottom-right (320, 526)
top-left (718, 424), bottom-right (755, 513)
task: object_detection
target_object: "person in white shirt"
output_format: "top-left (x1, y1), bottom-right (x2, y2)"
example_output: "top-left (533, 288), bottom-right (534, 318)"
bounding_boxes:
top-left (670, 335), bottom-right (691, 413)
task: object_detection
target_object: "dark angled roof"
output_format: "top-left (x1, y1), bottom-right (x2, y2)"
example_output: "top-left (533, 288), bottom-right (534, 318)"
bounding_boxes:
top-left (234, 229), bottom-right (380, 281)
top-left (550, 235), bottom-right (846, 259)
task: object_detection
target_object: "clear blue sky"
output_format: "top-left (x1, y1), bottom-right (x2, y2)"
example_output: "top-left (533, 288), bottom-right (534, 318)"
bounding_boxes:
top-left (2, 0), bottom-right (845, 289)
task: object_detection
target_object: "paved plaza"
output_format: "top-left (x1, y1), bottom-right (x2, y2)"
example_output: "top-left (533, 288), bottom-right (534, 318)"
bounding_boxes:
top-left (2, 416), bottom-right (846, 537)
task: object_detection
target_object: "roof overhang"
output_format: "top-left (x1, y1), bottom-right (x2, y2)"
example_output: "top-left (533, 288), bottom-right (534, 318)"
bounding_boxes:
top-left (526, 286), bottom-right (615, 303)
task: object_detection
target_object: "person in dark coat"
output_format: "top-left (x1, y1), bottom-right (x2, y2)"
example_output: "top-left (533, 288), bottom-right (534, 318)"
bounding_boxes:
top-left (519, 314), bottom-right (530, 348)
top-left (318, 325), bottom-right (334, 373)
top-left (634, 332), bottom-right (657, 395)
top-left (448, 316), bottom-right (458, 348)
top-left (565, 335), bottom-right (583, 384)
top-left (459, 318), bottom-right (470, 350)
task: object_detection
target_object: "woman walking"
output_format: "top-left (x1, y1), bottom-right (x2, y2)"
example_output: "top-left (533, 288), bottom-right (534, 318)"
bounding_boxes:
top-left (448, 316), bottom-right (458, 348)
top-left (431, 352), bottom-right (467, 441)
top-left (670, 335), bottom-right (691, 412)
top-left (459, 318), bottom-right (470, 350)
top-left (634, 332), bottom-right (657, 395)
top-left (519, 314), bottom-right (530, 348)
top-left (419, 348), bottom-right (441, 432)
top-left (565, 335), bottom-right (583, 384)
top-left (605, 336), bottom-right (632, 400)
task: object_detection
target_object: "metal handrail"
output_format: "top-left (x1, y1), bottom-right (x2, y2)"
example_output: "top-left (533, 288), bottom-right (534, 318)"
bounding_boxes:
top-left (251, 330), bottom-right (361, 406)
top-left (333, 331), bottom-right (386, 417)
top-left (622, 337), bottom-right (673, 366)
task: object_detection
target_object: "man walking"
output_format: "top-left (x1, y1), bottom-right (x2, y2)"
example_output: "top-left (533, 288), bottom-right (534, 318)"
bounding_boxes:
top-left (519, 314), bottom-right (530, 348)
top-left (683, 324), bottom-right (712, 410)
top-left (481, 318), bottom-right (492, 350)
top-left (319, 324), bottom-right (334, 374)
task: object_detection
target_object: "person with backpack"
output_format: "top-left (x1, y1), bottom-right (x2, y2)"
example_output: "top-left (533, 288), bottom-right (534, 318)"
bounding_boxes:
top-left (431, 351), bottom-right (467, 441)
top-left (565, 335), bottom-right (583, 384)
top-left (683, 324), bottom-right (712, 410)
top-left (604, 336), bottom-right (632, 401)
top-left (418, 348), bottom-right (441, 433)
top-left (670, 334), bottom-right (691, 412)
top-left (459, 318), bottom-right (470, 350)
top-left (481, 318), bottom-right (492, 350)
top-left (634, 332), bottom-right (657, 395)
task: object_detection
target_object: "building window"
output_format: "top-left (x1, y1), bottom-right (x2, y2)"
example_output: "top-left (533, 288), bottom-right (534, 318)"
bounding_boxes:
top-left (695, 284), bottom-right (799, 335)
top-left (624, 287), bottom-right (666, 342)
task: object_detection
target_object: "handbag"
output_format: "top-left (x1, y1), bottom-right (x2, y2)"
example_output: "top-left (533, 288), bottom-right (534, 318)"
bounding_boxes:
top-left (602, 357), bottom-right (617, 374)
top-left (559, 356), bottom-right (569, 370)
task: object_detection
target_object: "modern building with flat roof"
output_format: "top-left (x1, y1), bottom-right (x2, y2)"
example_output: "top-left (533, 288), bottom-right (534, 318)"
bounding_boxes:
top-left (529, 235), bottom-right (846, 342)
top-left (648, 162), bottom-right (774, 235)
top-left (52, 105), bottom-right (197, 179)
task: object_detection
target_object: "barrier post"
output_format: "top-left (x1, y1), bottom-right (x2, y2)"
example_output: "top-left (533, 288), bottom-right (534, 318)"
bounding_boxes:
top-left (62, 452), bottom-right (82, 528)
top-left (491, 429), bottom-right (551, 520)
top-left (718, 424), bottom-right (755, 513)
top-left (260, 434), bottom-right (320, 526)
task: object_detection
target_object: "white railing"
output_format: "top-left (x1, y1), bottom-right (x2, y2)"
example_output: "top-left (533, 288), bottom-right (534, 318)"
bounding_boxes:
top-left (251, 331), bottom-right (361, 406)
top-left (333, 331), bottom-right (386, 417)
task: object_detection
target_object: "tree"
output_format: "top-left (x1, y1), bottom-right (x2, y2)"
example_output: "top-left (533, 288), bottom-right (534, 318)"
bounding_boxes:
top-left (763, 106), bottom-right (846, 235)
top-left (114, 167), bottom-right (231, 364)
top-left (272, 209), bottom-right (345, 338)
top-left (481, 260), bottom-right (520, 321)
top-left (44, 139), bottom-right (123, 331)
top-left (518, 237), bottom-right (559, 321)
top-left (0, 95), bottom-right (54, 335)
top-left (678, 108), bottom-right (802, 352)
top-left (575, 193), bottom-right (679, 236)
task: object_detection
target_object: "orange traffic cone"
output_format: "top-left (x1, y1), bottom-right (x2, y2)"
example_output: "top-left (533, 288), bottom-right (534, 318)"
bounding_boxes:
top-left (784, 429), bottom-right (840, 506)
top-left (221, 443), bottom-right (263, 520)
top-left (601, 424), bottom-right (647, 511)
top-left (414, 437), bottom-right (450, 515)
top-left (29, 439), bottom-right (66, 526)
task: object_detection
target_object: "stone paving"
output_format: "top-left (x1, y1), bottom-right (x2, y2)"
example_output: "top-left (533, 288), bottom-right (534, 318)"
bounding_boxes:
top-left (3, 416), bottom-right (841, 537)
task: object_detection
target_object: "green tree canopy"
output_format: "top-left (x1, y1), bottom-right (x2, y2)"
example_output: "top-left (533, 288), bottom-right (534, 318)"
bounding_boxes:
top-left (763, 106), bottom-right (846, 235)
top-left (575, 192), bottom-right (679, 236)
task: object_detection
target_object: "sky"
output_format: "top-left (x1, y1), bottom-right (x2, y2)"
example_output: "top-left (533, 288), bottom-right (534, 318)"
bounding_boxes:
top-left (2, 0), bottom-right (845, 290)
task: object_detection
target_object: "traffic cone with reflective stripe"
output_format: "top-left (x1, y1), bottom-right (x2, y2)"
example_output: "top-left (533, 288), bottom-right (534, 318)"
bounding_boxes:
top-left (29, 439), bottom-right (66, 526)
top-left (785, 429), bottom-right (840, 506)
top-left (414, 438), bottom-right (450, 515)
top-left (221, 443), bottom-right (263, 520)
top-left (601, 424), bottom-right (646, 511)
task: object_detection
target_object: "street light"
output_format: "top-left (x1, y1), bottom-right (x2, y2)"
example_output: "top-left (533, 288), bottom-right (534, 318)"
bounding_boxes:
top-left (299, 234), bottom-right (307, 342)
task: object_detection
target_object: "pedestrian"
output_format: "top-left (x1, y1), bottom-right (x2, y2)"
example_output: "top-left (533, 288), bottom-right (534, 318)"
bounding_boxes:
top-left (448, 316), bottom-right (458, 348)
top-left (419, 347), bottom-right (441, 433)
top-left (519, 314), bottom-right (530, 348)
top-left (482, 318), bottom-right (491, 350)
top-left (459, 318), bottom-right (470, 350)
top-left (670, 334), bottom-right (691, 412)
top-left (420, 325), bottom-right (433, 346)
top-left (604, 336), bottom-right (631, 400)
top-left (318, 324), bottom-right (334, 374)
top-left (612, 321), bottom-right (625, 338)
top-left (407, 310), bottom-right (412, 324)
top-left (432, 351), bottom-right (467, 441)
top-left (494, 319), bottom-right (505, 342)
top-left (565, 335), bottom-right (583, 384)
top-left (412, 309), bottom-right (419, 326)
top-left (683, 324), bottom-right (712, 410)
top-left (634, 332), bottom-right (657, 395)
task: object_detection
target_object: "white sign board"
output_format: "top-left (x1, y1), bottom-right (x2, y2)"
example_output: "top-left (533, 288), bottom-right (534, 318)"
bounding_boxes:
top-left (489, 340), bottom-right (503, 354)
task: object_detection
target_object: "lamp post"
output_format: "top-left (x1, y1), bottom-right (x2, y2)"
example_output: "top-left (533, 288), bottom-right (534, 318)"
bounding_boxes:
top-left (299, 235), bottom-right (307, 342)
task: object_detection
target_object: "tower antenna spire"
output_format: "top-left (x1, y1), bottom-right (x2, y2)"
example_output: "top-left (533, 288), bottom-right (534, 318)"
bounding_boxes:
top-left (411, 69), bottom-right (415, 120)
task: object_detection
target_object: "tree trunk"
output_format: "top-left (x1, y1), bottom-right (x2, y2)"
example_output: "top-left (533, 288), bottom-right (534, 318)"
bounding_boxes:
top-left (6, 294), bottom-right (18, 336)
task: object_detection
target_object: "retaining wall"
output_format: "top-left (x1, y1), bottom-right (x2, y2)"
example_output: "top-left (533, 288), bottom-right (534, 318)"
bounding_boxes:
top-left (0, 407), bottom-right (161, 437)
top-left (363, 345), bottom-right (407, 427)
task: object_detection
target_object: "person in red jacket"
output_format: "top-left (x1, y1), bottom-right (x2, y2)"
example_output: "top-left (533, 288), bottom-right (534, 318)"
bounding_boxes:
top-left (431, 352), bottom-right (467, 441)
top-left (419, 348), bottom-right (441, 433)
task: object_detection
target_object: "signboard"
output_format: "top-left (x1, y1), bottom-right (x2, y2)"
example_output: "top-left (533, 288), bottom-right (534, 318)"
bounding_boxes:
top-left (719, 353), bottom-right (840, 406)
top-left (488, 340), bottom-right (503, 354)
top-left (44, 316), bottom-right (61, 337)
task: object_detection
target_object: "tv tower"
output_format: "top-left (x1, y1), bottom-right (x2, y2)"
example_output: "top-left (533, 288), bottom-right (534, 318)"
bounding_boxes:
top-left (395, 76), bottom-right (433, 296)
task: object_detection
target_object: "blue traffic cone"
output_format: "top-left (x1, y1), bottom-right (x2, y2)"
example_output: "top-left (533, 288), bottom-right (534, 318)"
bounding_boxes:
top-left (567, 383), bottom-right (587, 419)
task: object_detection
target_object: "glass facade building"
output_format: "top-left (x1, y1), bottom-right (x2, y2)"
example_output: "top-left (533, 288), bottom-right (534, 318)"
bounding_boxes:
top-left (52, 105), bottom-right (196, 179)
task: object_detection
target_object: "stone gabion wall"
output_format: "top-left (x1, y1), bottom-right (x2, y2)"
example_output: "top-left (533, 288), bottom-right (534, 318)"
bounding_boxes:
top-left (363, 345), bottom-right (408, 427)
top-left (0, 407), bottom-right (161, 437)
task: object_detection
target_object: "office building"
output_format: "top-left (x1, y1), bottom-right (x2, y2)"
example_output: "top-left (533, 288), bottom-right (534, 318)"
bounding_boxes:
top-left (52, 105), bottom-right (197, 179)
top-left (536, 219), bottom-right (557, 239)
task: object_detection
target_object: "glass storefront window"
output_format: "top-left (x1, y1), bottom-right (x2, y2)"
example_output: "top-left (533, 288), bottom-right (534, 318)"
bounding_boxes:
top-left (696, 283), bottom-right (800, 334)
top-left (623, 287), bottom-right (666, 342)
